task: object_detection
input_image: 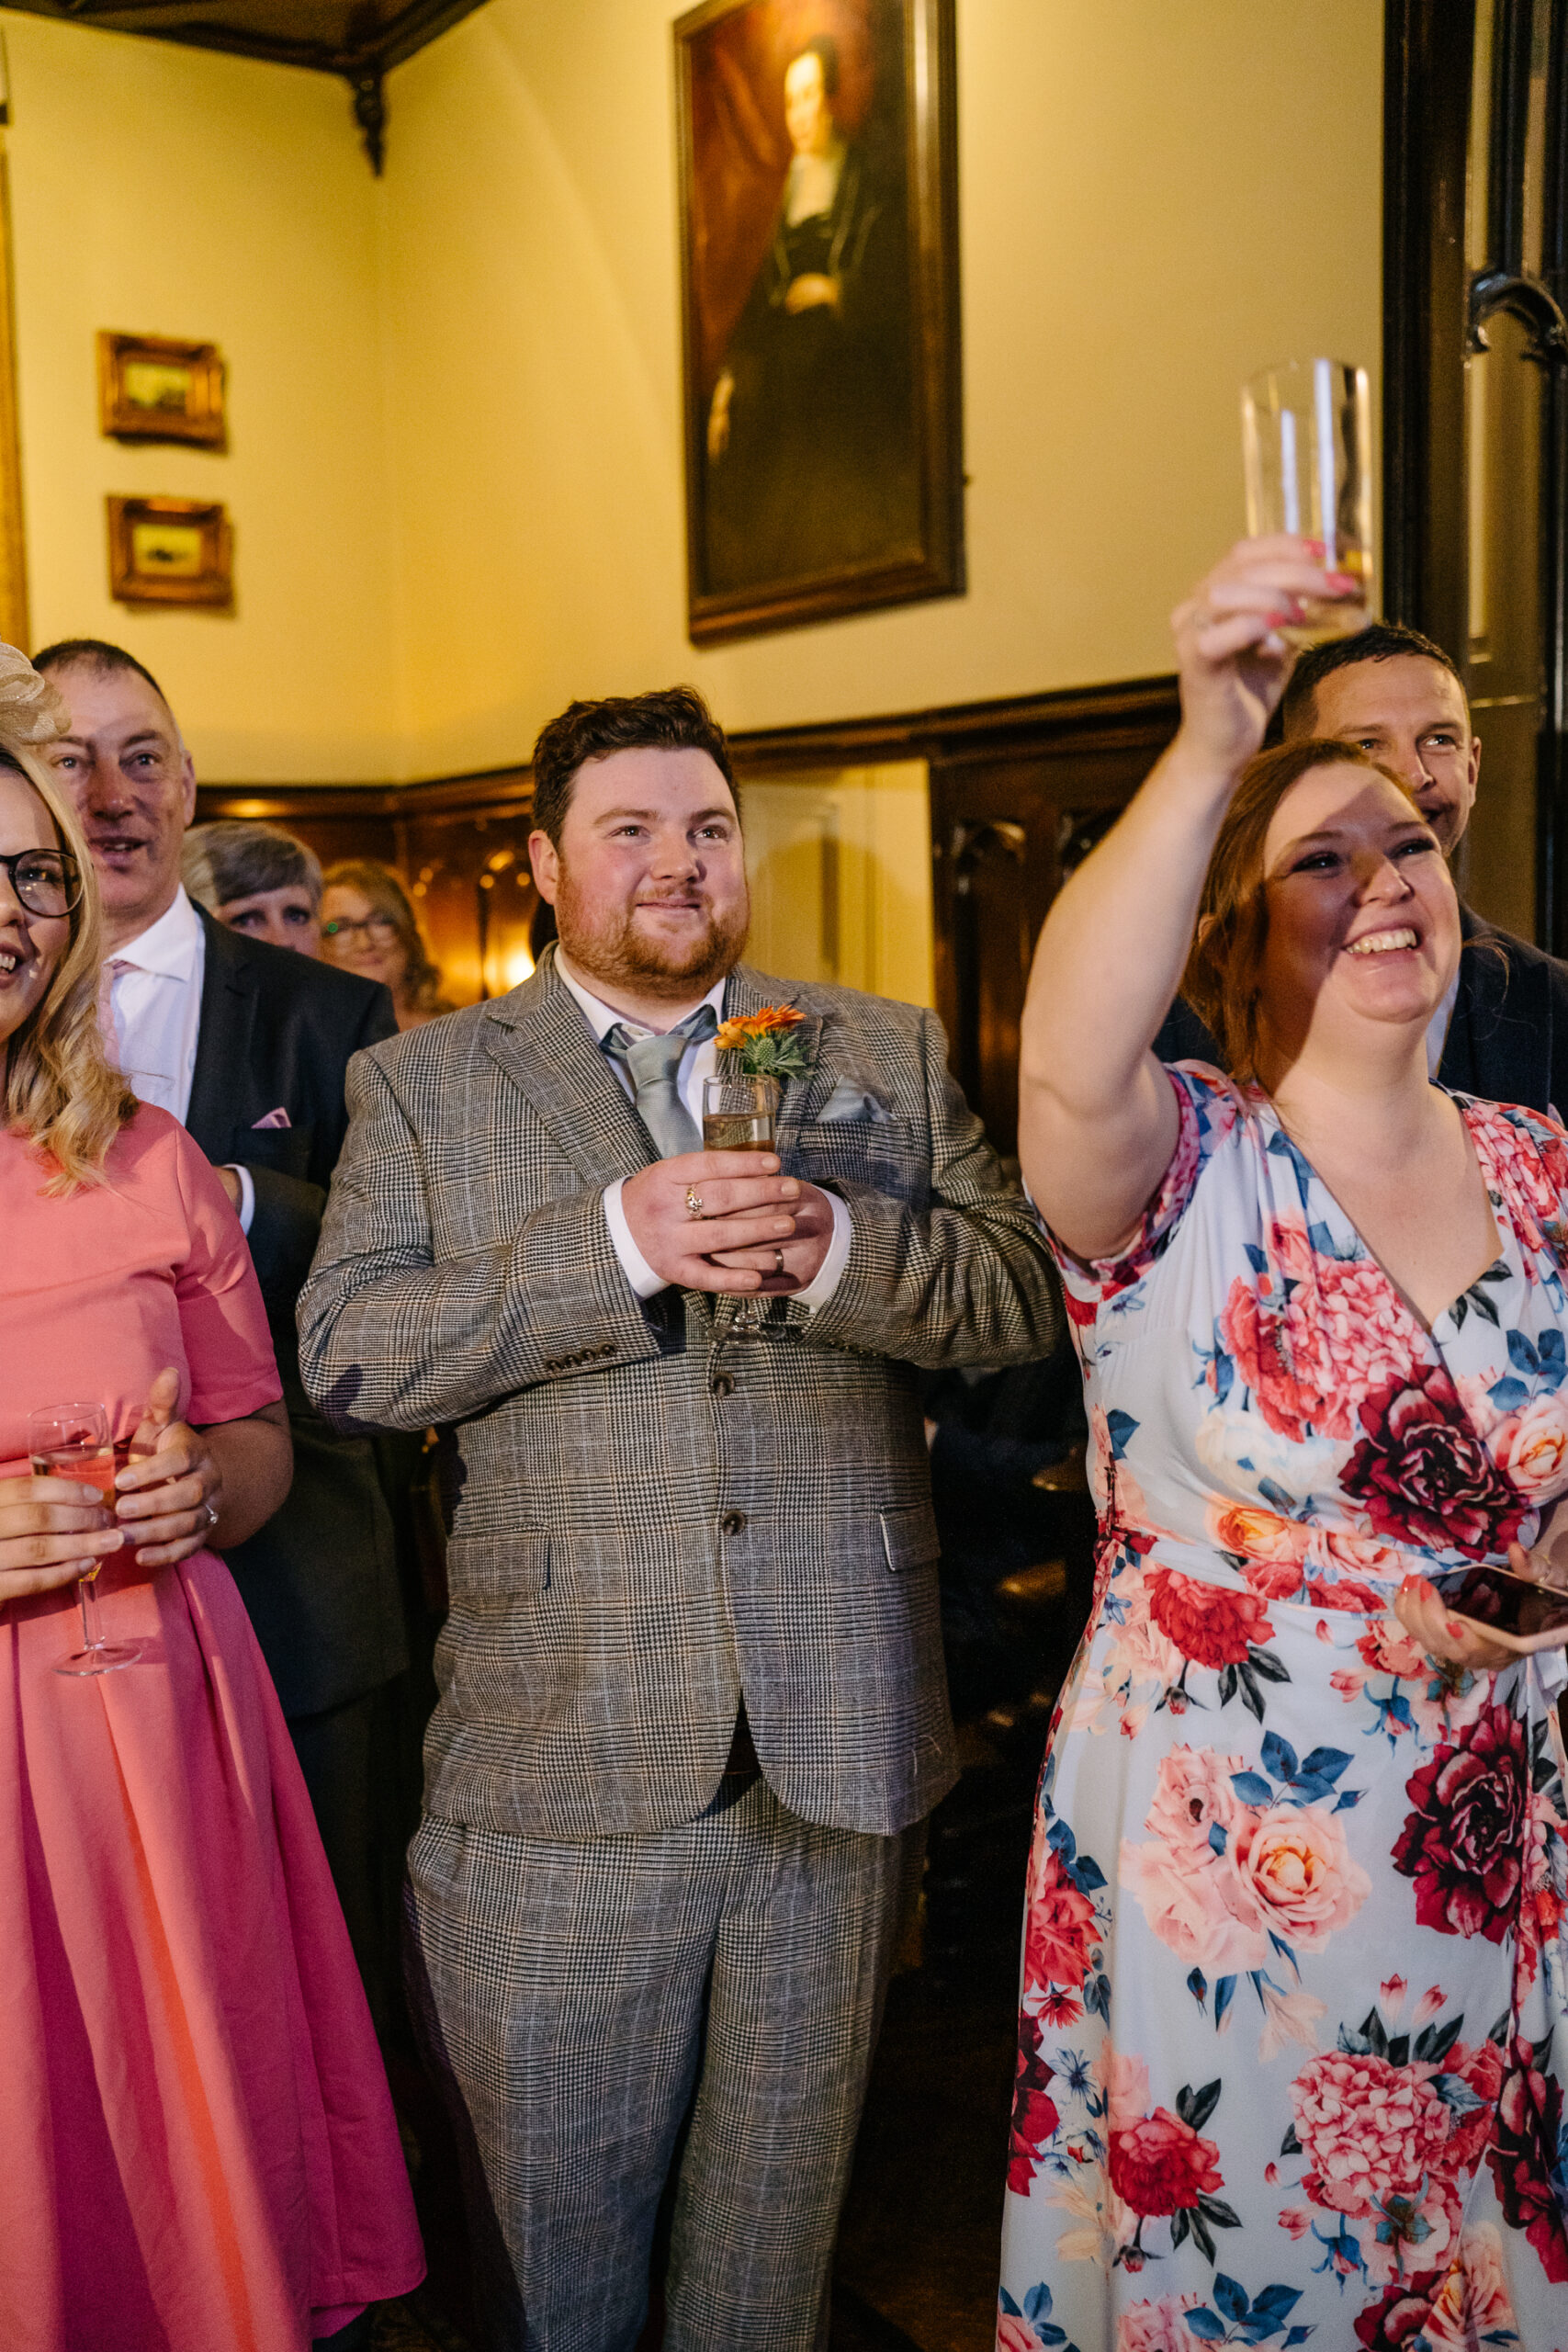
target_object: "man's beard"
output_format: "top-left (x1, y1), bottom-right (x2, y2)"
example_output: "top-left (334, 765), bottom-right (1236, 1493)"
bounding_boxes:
top-left (553, 871), bottom-right (749, 1002)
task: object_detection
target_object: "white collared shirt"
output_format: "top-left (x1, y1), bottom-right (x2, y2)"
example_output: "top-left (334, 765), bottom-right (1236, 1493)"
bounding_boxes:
top-left (554, 950), bottom-right (852, 1309)
top-left (100, 885), bottom-right (254, 1230)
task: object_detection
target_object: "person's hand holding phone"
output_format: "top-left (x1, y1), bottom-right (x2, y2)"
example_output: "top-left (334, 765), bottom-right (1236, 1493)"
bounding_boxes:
top-left (1395, 1547), bottom-right (1568, 1674)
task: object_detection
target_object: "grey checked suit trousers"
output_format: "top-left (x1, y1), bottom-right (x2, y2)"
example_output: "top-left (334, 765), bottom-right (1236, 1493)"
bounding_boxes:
top-left (299, 954), bottom-right (1061, 2350)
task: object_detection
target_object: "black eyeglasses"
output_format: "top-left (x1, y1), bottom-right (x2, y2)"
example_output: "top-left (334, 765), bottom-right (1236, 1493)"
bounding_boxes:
top-left (0, 848), bottom-right (83, 919)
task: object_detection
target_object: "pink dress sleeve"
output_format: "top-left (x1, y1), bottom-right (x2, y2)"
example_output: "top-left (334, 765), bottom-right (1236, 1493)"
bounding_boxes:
top-left (169, 1129), bottom-right (285, 1427)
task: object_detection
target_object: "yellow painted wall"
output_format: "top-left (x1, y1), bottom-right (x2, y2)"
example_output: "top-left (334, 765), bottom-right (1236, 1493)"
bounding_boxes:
top-left (744, 763), bottom-right (936, 1007)
top-left (0, 11), bottom-right (396, 781)
top-left (0, 2), bottom-right (1382, 783)
top-left (378, 0), bottom-right (1383, 777)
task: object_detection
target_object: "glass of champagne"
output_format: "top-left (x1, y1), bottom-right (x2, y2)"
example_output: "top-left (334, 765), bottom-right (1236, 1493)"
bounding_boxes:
top-left (27, 1402), bottom-right (143, 1676)
top-left (1241, 358), bottom-right (1374, 643)
top-left (702, 1074), bottom-right (783, 1338)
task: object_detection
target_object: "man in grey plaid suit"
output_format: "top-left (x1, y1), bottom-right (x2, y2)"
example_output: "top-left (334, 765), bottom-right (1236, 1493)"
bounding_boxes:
top-left (299, 687), bottom-right (1060, 2351)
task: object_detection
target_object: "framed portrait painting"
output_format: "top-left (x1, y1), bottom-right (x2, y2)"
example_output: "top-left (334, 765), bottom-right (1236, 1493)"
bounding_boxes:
top-left (675, 0), bottom-right (962, 645)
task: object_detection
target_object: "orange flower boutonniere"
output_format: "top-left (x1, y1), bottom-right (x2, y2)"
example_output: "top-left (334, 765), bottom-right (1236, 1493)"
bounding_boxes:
top-left (714, 1003), bottom-right (809, 1080)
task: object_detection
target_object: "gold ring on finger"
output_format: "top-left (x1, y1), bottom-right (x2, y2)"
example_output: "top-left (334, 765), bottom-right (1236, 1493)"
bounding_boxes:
top-left (685, 1186), bottom-right (705, 1218)
top-left (773, 1248), bottom-right (785, 1276)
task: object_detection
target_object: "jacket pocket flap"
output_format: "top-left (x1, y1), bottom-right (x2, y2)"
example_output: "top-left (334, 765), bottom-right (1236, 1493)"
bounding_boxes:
top-left (450, 1533), bottom-right (551, 1598)
top-left (879, 1503), bottom-right (941, 1574)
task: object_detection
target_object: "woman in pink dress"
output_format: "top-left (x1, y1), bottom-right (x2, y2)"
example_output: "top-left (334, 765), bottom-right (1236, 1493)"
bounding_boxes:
top-left (0, 651), bottom-right (423, 2348)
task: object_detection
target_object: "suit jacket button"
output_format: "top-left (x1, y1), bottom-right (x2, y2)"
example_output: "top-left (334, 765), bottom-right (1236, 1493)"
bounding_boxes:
top-left (720, 1510), bottom-right (748, 1535)
top-left (711, 1373), bottom-right (735, 1397)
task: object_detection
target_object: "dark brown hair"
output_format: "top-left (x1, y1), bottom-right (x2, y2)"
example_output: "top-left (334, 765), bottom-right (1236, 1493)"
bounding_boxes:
top-left (529, 685), bottom-right (739, 847)
top-left (1182, 737), bottom-right (1422, 1080)
top-left (1280, 621), bottom-right (1466, 736)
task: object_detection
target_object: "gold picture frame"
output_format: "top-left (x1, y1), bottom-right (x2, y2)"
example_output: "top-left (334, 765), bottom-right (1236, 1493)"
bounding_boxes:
top-left (107, 495), bottom-right (233, 608)
top-left (98, 331), bottom-right (226, 448)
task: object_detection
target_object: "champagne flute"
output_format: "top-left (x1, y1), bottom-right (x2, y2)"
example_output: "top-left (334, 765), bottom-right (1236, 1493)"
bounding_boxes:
top-left (1241, 358), bottom-right (1374, 644)
top-left (27, 1402), bottom-right (143, 1676)
top-left (702, 1075), bottom-right (782, 1338)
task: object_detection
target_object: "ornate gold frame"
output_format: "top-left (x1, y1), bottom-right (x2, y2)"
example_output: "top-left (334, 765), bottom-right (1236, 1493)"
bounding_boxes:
top-left (97, 330), bottom-right (227, 448)
top-left (107, 495), bottom-right (233, 608)
top-left (0, 141), bottom-right (28, 650)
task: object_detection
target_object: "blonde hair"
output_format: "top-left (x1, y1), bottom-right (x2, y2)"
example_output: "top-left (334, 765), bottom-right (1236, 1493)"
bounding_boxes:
top-left (321, 857), bottom-right (446, 1015)
top-left (0, 649), bottom-right (137, 1191)
top-left (1182, 737), bottom-right (1425, 1082)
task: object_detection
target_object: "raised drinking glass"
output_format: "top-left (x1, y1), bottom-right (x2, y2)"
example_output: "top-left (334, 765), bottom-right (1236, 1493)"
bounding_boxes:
top-left (27, 1402), bottom-right (143, 1677)
top-left (702, 1075), bottom-right (781, 1338)
top-left (1241, 358), bottom-right (1374, 644)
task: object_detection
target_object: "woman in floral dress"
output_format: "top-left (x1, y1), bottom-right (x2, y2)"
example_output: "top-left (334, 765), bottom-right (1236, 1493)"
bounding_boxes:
top-left (999, 537), bottom-right (1568, 2351)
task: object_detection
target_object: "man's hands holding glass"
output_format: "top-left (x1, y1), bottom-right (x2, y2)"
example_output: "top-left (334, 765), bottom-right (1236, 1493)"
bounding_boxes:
top-left (620, 1150), bottom-right (836, 1297)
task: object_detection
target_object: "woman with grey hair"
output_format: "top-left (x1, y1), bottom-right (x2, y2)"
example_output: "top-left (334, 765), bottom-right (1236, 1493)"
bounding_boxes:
top-left (182, 819), bottom-right (323, 955)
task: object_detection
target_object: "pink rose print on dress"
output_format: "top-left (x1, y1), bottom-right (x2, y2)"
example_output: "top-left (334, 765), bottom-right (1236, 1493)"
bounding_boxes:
top-left (1205, 1501), bottom-right (1314, 1601)
top-left (1289, 2048), bottom-right (1453, 2218)
top-left (1392, 1702), bottom-right (1528, 1943)
top-left (1024, 1841), bottom-right (1100, 1994)
top-left (1219, 1217), bottom-right (1416, 1442)
top-left (1490, 1387), bottom-right (1568, 1501)
top-left (1114, 2294), bottom-right (1212, 2350)
top-left (1107, 2078), bottom-right (1239, 2266)
top-left (1145, 1567), bottom-right (1273, 1668)
top-left (1420, 2222), bottom-right (1522, 2350)
top-left (1342, 1363), bottom-right (1527, 1559)
top-left (1122, 1738), bottom-right (1368, 2023)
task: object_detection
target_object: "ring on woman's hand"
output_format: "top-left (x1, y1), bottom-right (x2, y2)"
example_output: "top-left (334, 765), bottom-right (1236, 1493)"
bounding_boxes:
top-left (684, 1186), bottom-right (705, 1218)
top-left (773, 1248), bottom-right (786, 1276)
top-left (203, 1501), bottom-right (219, 1530)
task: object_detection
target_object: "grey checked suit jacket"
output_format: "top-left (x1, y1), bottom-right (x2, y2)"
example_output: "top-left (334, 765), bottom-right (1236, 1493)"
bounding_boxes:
top-left (298, 952), bottom-right (1061, 1839)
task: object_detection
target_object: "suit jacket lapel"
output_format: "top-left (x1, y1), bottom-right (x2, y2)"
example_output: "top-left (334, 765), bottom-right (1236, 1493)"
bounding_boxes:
top-left (480, 949), bottom-right (658, 1186)
top-left (185, 906), bottom-right (258, 1159)
top-left (722, 965), bottom-right (827, 1156)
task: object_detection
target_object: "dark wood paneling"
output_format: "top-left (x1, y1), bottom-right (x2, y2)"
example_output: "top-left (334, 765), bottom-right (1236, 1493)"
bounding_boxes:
top-left (197, 674), bottom-right (1179, 1079)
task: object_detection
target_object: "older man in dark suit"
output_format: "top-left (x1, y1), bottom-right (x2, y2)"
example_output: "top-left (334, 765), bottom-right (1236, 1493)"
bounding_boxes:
top-left (1156, 620), bottom-right (1568, 1112)
top-left (299, 685), bottom-right (1061, 2351)
top-left (39, 637), bottom-right (411, 2023)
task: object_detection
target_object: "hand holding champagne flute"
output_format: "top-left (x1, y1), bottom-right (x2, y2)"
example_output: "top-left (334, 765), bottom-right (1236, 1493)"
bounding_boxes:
top-left (703, 1075), bottom-right (781, 1335)
top-left (27, 1402), bottom-right (143, 1675)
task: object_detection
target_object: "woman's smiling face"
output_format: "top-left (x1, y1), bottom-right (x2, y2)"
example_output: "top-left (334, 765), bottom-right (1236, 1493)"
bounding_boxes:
top-left (1256, 760), bottom-right (1460, 1056)
top-left (0, 766), bottom-right (73, 1053)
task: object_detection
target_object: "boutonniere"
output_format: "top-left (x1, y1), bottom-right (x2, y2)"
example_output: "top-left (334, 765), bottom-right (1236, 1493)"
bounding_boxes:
top-left (715, 1003), bottom-right (810, 1080)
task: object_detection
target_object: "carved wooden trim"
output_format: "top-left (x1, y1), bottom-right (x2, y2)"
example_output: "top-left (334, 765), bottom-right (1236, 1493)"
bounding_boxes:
top-left (195, 675), bottom-right (1181, 823)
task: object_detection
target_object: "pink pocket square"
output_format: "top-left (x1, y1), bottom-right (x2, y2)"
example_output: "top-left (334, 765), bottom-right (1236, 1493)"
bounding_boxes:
top-left (252, 1107), bottom-right (292, 1130)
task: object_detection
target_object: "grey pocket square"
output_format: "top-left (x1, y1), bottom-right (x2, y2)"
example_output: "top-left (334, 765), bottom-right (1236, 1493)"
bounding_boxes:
top-left (817, 1079), bottom-right (897, 1125)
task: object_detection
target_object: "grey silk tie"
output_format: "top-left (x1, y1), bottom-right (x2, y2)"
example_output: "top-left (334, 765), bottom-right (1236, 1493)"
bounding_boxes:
top-left (603, 1001), bottom-right (718, 1159)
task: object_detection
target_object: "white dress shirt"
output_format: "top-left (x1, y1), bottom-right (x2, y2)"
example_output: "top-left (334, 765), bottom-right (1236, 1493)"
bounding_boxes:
top-left (553, 951), bottom-right (852, 1310)
top-left (100, 886), bottom-right (254, 1230)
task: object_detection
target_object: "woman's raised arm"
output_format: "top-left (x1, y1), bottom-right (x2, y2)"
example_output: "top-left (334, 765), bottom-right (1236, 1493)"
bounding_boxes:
top-left (1018, 537), bottom-right (1348, 1260)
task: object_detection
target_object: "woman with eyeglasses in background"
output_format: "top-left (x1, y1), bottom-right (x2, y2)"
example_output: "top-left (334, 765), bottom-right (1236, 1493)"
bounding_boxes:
top-left (318, 859), bottom-right (449, 1031)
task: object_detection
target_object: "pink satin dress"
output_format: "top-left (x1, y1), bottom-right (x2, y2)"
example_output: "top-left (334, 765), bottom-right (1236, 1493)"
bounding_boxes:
top-left (0, 1105), bottom-right (423, 2350)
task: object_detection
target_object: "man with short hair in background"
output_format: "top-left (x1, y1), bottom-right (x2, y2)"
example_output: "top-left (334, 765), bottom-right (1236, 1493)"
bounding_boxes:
top-left (299, 684), bottom-right (1062, 2351)
top-left (1156, 620), bottom-right (1568, 1113)
top-left (39, 638), bottom-right (413, 2025)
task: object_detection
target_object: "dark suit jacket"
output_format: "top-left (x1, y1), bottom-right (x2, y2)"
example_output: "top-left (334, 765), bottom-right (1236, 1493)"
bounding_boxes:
top-left (1153, 904), bottom-right (1568, 1117)
top-left (183, 908), bottom-right (408, 1716)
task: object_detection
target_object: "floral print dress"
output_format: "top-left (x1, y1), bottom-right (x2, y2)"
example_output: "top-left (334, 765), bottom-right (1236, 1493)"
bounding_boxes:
top-left (998, 1067), bottom-right (1568, 2352)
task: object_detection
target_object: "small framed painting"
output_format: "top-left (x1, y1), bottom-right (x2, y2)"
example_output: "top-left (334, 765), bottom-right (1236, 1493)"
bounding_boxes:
top-left (97, 331), bottom-right (226, 447)
top-left (107, 496), bottom-right (233, 608)
top-left (675, 0), bottom-right (963, 645)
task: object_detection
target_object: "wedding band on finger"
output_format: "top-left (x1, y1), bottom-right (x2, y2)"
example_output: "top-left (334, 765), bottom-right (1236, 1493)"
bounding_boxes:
top-left (203, 1501), bottom-right (219, 1529)
top-left (684, 1186), bottom-right (705, 1218)
top-left (774, 1248), bottom-right (786, 1276)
